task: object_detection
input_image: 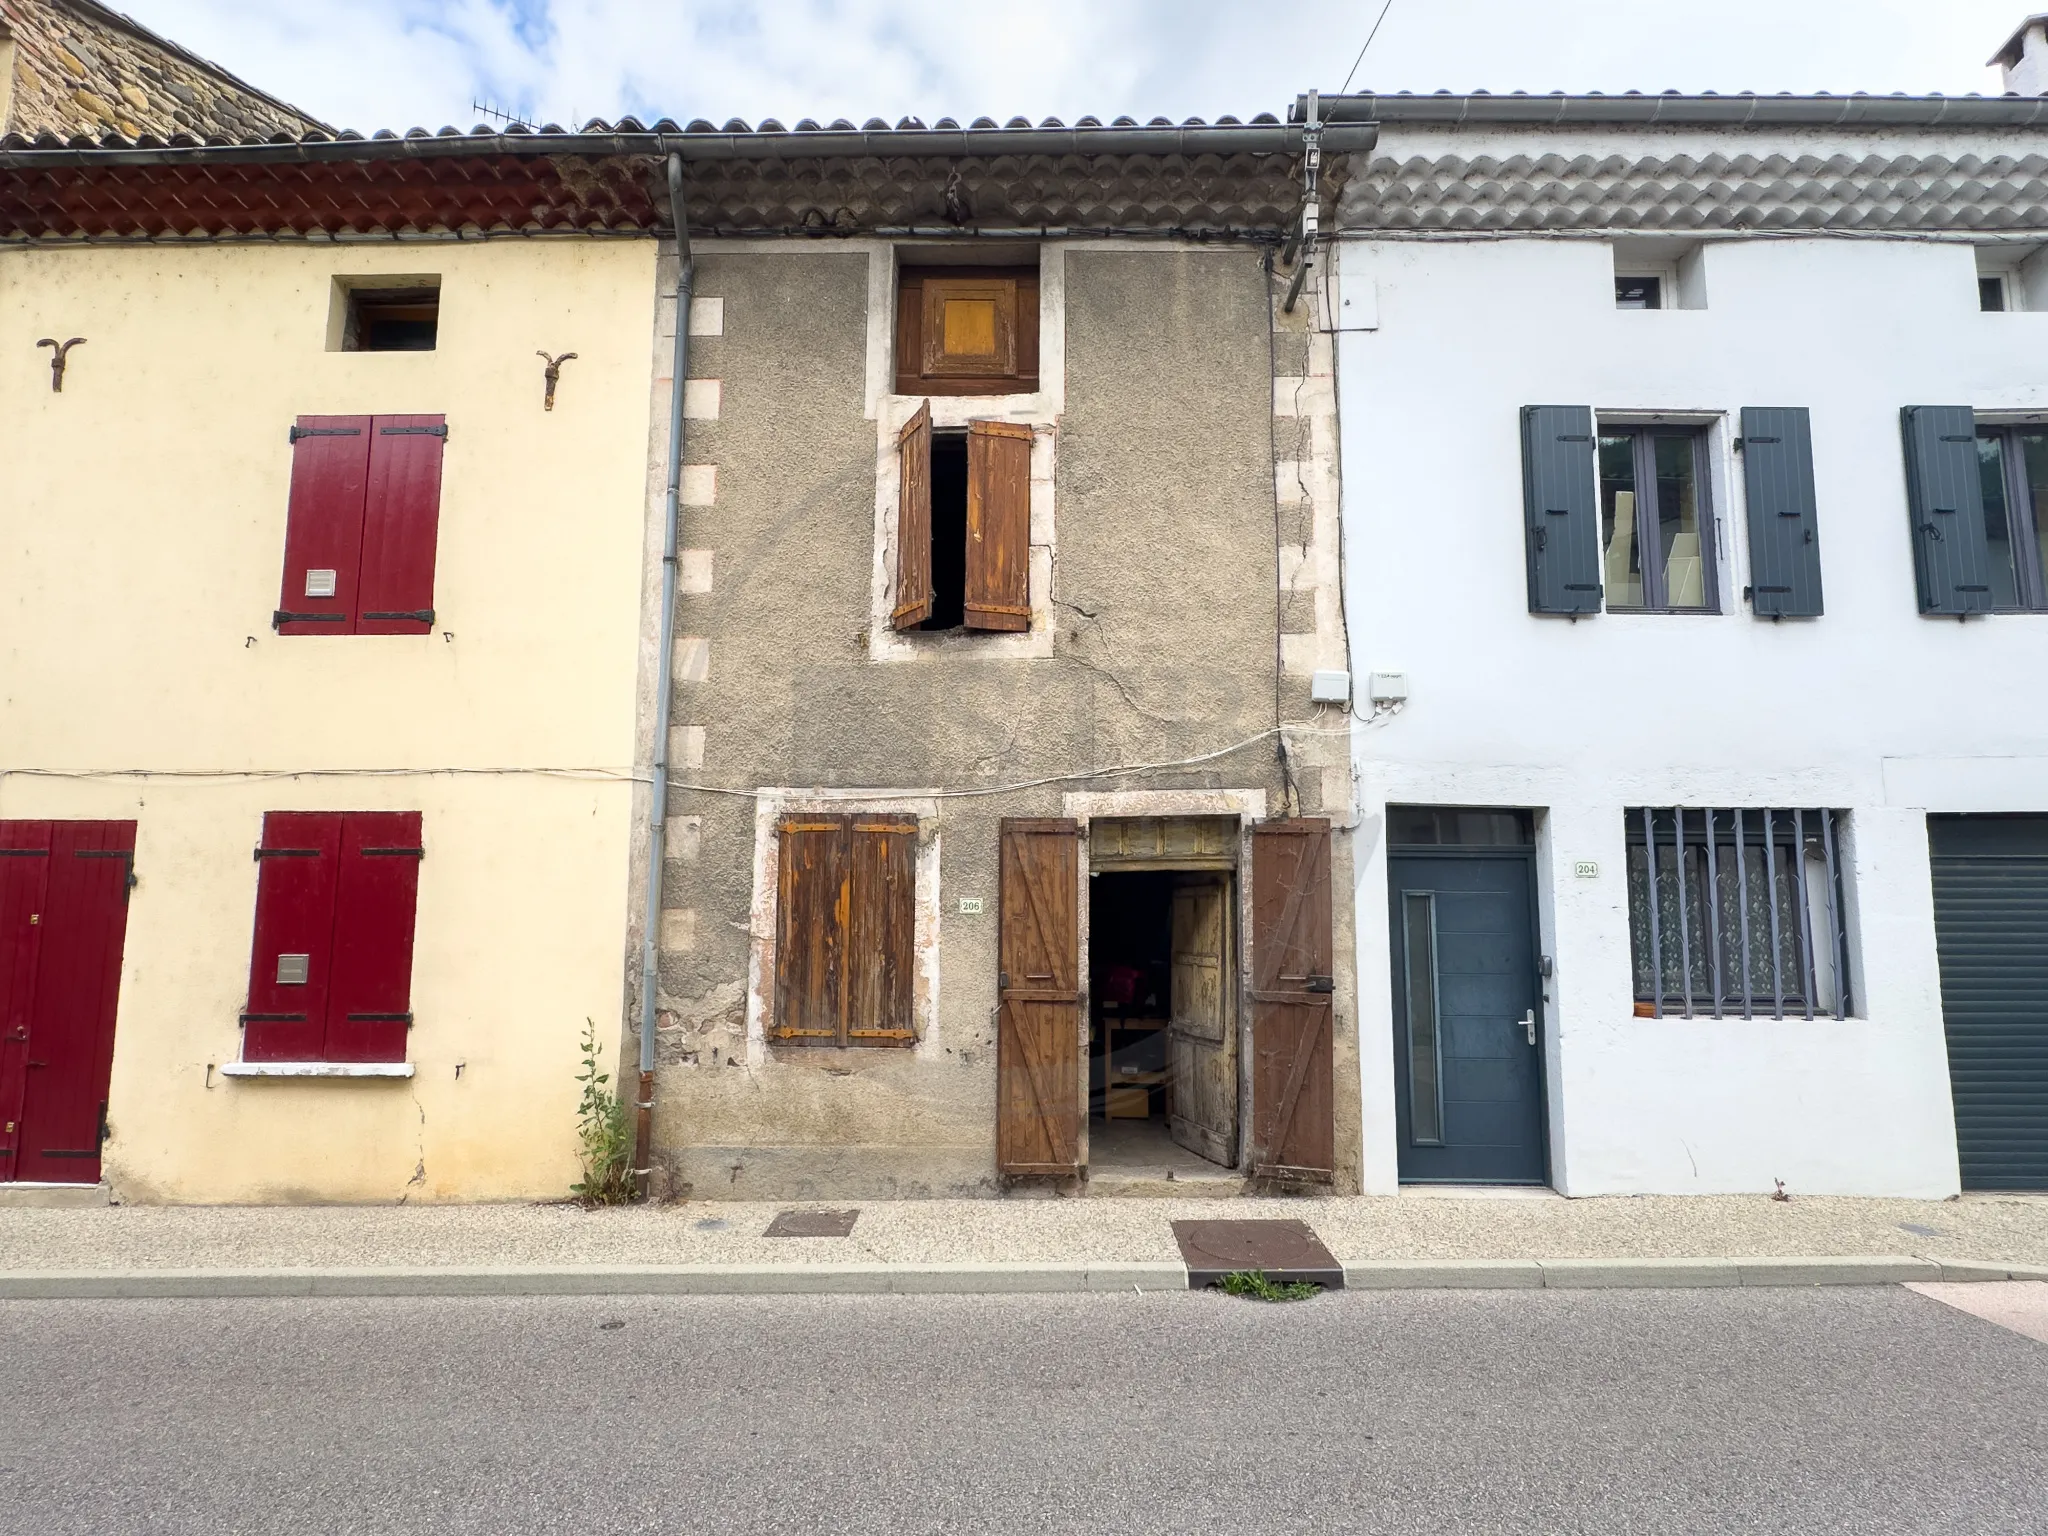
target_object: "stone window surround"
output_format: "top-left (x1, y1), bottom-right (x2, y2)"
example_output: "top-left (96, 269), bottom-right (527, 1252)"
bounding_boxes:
top-left (865, 240), bottom-right (1067, 662)
top-left (743, 789), bottom-right (943, 1067)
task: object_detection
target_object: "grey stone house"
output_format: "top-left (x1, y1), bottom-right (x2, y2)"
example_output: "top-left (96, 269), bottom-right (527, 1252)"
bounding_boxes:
top-left (628, 112), bottom-right (1375, 1198)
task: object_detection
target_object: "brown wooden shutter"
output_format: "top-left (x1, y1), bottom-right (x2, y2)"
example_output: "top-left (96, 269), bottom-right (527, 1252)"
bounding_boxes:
top-left (1249, 818), bottom-right (1335, 1182)
top-left (846, 819), bottom-right (917, 1045)
top-left (965, 420), bottom-right (1033, 632)
top-left (892, 402), bottom-right (934, 630)
top-left (996, 818), bottom-right (1082, 1174)
top-left (773, 817), bottom-right (848, 1044)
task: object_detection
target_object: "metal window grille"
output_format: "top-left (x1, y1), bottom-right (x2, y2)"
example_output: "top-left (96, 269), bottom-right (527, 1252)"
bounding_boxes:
top-left (1624, 808), bottom-right (1852, 1020)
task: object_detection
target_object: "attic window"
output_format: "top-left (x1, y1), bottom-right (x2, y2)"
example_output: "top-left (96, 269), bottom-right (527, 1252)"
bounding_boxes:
top-left (331, 278), bottom-right (441, 352)
top-left (896, 262), bottom-right (1039, 395)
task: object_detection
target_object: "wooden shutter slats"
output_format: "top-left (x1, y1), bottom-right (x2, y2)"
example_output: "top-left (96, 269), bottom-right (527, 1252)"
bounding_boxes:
top-left (242, 812), bottom-right (343, 1062)
top-left (277, 415), bottom-right (373, 635)
top-left (1901, 405), bottom-right (1995, 616)
top-left (996, 818), bottom-right (1081, 1175)
top-left (773, 815), bottom-right (917, 1048)
top-left (1521, 405), bottom-right (1603, 616)
top-left (357, 414), bottom-right (445, 635)
top-left (892, 402), bottom-right (934, 630)
top-left (1740, 407), bottom-right (1825, 618)
top-left (323, 812), bottom-right (423, 1063)
top-left (1249, 819), bottom-right (1336, 1183)
top-left (965, 420), bottom-right (1033, 632)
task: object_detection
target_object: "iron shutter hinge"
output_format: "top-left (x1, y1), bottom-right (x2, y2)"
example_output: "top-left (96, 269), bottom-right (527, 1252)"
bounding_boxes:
top-left (274, 610), bottom-right (346, 628)
top-left (380, 425), bottom-right (448, 438)
top-left (289, 425), bottom-right (363, 444)
top-left (344, 1012), bottom-right (414, 1024)
top-left (359, 847), bottom-right (425, 858)
top-left (1306, 976), bottom-right (1335, 994)
top-left (361, 609), bottom-right (435, 625)
top-left (253, 847), bottom-right (322, 860)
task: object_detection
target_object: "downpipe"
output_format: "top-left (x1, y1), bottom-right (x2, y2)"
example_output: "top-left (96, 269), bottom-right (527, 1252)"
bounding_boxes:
top-left (634, 152), bottom-right (693, 1200)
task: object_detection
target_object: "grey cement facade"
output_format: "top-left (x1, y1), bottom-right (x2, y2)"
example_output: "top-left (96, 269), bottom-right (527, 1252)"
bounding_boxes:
top-left (631, 238), bottom-right (1358, 1200)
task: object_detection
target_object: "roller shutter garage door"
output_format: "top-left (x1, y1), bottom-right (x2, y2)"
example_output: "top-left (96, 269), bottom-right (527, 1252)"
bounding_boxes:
top-left (1930, 816), bottom-right (2048, 1191)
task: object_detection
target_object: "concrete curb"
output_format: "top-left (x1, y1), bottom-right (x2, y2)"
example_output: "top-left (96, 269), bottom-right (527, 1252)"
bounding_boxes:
top-left (1, 1256), bottom-right (2041, 1301)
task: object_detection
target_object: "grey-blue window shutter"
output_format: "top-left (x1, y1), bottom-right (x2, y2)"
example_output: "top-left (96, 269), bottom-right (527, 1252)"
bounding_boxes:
top-left (1900, 406), bottom-right (1994, 616)
top-left (1520, 405), bottom-right (1601, 615)
top-left (1740, 407), bottom-right (1824, 618)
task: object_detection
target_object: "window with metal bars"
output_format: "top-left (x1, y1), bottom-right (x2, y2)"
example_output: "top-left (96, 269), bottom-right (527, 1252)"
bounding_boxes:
top-left (1624, 808), bottom-right (1852, 1020)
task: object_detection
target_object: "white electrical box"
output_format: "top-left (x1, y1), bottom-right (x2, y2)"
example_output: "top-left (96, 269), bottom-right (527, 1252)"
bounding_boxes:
top-left (1310, 669), bottom-right (1351, 704)
top-left (1368, 671), bottom-right (1409, 704)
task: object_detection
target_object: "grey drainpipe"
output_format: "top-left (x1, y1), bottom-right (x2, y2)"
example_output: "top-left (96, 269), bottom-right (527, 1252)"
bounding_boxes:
top-left (633, 152), bottom-right (692, 1199)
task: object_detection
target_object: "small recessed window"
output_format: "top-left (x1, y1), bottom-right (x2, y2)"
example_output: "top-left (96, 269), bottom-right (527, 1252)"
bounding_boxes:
top-left (1980, 275), bottom-right (2010, 313)
top-left (1615, 275), bottom-right (1662, 310)
top-left (329, 276), bottom-right (442, 352)
top-left (923, 430), bottom-right (969, 629)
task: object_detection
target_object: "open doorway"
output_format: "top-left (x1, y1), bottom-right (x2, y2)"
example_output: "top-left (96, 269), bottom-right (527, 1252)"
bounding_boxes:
top-left (1088, 869), bottom-right (1238, 1179)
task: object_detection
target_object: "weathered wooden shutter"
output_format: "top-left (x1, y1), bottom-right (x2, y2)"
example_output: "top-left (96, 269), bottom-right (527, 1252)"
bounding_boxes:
top-left (845, 818), bottom-right (917, 1046)
top-left (1740, 407), bottom-right (1825, 618)
top-left (892, 403), bottom-right (934, 630)
top-left (243, 811), bottom-right (344, 1062)
top-left (324, 812), bottom-right (423, 1063)
top-left (997, 818), bottom-right (1081, 1174)
top-left (0, 822), bottom-right (53, 1183)
top-left (357, 415), bottom-right (445, 634)
top-left (965, 420), bottom-right (1033, 632)
top-left (1901, 406), bottom-right (1995, 616)
top-left (1520, 405), bottom-right (1602, 616)
top-left (276, 417), bottom-right (371, 634)
top-left (773, 816), bottom-right (848, 1045)
top-left (1249, 818), bottom-right (1335, 1182)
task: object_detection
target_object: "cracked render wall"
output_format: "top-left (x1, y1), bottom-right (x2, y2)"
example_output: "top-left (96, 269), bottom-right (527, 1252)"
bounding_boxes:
top-left (630, 241), bottom-right (1360, 1199)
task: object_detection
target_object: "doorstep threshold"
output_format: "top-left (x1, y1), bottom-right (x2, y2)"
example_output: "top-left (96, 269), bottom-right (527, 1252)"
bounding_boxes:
top-left (1398, 1183), bottom-right (1563, 1200)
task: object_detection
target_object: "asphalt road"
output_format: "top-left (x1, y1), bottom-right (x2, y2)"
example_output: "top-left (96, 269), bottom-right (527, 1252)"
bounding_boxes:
top-left (1, 1286), bottom-right (2044, 1535)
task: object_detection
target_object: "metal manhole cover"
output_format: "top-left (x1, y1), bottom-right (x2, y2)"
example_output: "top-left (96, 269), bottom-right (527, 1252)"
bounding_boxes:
top-left (765, 1209), bottom-right (860, 1238)
top-left (1172, 1218), bottom-right (1343, 1288)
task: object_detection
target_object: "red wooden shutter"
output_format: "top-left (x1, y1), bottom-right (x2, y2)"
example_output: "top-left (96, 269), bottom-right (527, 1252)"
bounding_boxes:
top-left (773, 817), bottom-right (848, 1044)
top-left (965, 420), bottom-right (1033, 632)
top-left (0, 822), bottom-right (54, 1184)
top-left (846, 819), bottom-right (917, 1045)
top-left (356, 415), bottom-right (445, 634)
top-left (1249, 818), bottom-right (1336, 1182)
top-left (242, 812), bottom-right (343, 1062)
top-left (892, 403), bottom-right (934, 630)
top-left (324, 812), bottom-right (424, 1063)
top-left (15, 822), bottom-right (136, 1183)
top-left (996, 818), bottom-right (1082, 1174)
top-left (277, 416), bottom-right (372, 635)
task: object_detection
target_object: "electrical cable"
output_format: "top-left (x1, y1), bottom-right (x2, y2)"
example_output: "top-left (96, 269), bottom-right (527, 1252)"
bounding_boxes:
top-left (1339, 0), bottom-right (1398, 97)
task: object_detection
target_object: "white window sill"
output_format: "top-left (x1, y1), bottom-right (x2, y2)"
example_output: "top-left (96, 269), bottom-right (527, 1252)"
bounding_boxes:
top-left (219, 1062), bottom-right (414, 1080)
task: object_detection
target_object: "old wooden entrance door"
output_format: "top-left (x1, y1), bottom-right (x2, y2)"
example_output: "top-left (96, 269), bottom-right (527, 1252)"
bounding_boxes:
top-left (996, 819), bottom-right (1082, 1176)
top-left (0, 821), bottom-right (136, 1184)
top-left (1168, 877), bottom-right (1236, 1166)
top-left (1249, 819), bottom-right (1335, 1182)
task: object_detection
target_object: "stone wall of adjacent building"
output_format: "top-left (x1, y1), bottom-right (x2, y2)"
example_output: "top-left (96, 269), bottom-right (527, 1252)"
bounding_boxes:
top-left (1, 0), bottom-right (321, 142)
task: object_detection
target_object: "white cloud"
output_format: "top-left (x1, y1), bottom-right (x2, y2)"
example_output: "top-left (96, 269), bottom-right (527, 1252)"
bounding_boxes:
top-left (124, 0), bottom-right (2027, 134)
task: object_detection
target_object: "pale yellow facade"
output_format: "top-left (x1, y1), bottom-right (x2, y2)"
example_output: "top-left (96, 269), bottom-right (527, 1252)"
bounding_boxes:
top-left (0, 238), bottom-right (658, 1202)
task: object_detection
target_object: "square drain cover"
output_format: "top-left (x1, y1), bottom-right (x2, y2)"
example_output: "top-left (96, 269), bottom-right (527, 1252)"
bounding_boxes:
top-left (1172, 1218), bottom-right (1343, 1288)
top-left (764, 1209), bottom-right (859, 1239)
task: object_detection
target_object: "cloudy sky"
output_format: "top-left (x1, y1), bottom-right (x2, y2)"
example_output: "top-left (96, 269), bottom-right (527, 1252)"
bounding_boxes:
top-left (121, 0), bottom-right (2037, 133)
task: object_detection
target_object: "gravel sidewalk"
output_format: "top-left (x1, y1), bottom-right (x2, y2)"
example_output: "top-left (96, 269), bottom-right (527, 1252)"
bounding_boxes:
top-left (2, 1190), bottom-right (2043, 1272)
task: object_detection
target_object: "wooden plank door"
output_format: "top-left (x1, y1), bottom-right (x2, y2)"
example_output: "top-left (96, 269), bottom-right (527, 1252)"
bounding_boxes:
top-left (1249, 819), bottom-right (1335, 1182)
top-left (4, 821), bottom-right (135, 1184)
top-left (997, 819), bottom-right (1082, 1175)
top-left (1168, 876), bottom-right (1237, 1167)
top-left (0, 823), bottom-right (55, 1184)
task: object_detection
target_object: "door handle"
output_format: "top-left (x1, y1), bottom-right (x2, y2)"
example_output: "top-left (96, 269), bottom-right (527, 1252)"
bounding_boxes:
top-left (1519, 1011), bottom-right (1536, 1046)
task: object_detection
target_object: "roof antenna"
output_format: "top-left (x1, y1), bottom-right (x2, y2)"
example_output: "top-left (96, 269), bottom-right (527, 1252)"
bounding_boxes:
top-left (1339, 0), bottom-right (1397, 96)
top-left (472, 99), bottom-right (536, 131)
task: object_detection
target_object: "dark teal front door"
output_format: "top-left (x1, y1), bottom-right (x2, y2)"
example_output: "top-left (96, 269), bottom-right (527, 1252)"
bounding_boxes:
top-left (1390, 854), bottom-right (1546, 1183)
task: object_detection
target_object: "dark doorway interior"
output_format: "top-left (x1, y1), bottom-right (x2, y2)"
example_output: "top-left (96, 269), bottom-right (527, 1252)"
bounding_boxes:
top-left (1088, 870), bottom-right (1237, 1174)
top-left (920, 431), bottom-right (969, 631)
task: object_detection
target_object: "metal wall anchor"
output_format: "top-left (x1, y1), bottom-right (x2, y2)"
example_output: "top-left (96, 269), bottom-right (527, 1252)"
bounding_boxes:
top-left (537, 350), bottom-right (577, 411)
top-left (36, 336), bottom-right (85, 392)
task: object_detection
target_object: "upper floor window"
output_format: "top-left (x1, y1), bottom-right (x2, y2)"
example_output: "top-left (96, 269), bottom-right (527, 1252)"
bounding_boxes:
top-left (1614, 275), bottom-right (1662, 310)
top-left (275, 415), bottom-right (446, 635)
top-left (330, 276), bottom-right (441, 352)
top-left (772, 814), bottom-right (917, 1048)
top-left (892, 404), bottom-right (1031, 634)
top-left (1597, 425), bottom-right (1716, 612)
top-left (1976, 424), bottom-right (2048, 610)
top-left (895, 263), bottom-right (1039, 395)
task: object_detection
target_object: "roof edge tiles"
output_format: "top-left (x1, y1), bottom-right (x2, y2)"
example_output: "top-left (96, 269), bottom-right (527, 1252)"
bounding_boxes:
top-left (0, 119), bottom-right (1378, 167)
top-left (1293, 92), bottom-right (2048, 129)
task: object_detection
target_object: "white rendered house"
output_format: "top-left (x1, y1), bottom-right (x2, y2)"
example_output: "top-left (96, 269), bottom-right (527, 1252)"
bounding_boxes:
top-left (1320, 79), bottom-right (2048, 1196)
